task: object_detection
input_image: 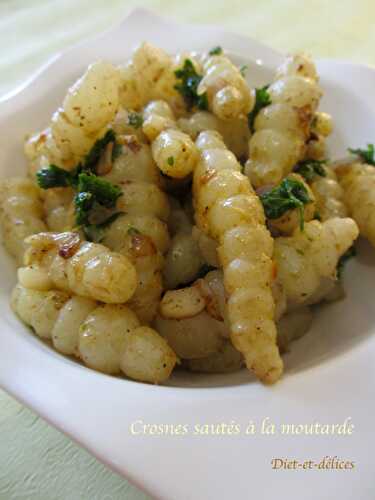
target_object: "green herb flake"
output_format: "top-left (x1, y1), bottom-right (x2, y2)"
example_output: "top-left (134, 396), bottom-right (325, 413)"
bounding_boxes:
top-left (337, 246), bottom-right (357, 279)
top-left (314, 210), bottom-right (322, 221)
top-left (174, 59), bottom-right (208, 111)
top-left (74, 191), bottom-right (94, 226)
top-left (36, 164), bottom-right (75, 189)
top-left (167, 156), bottom-right (175, 166)
top-left (36, 129), bottom-right (118, 191)
top-left (127, 112), bottom-right (143, 129)
top-left (35, 129), bottom-right (123, 238)
top-left (81, 129), bottom-right (116, 173)
top-left (247, 85), bottom-right (271, 132)
top-left (76, 173), bottom-right (122, 209)
top-left (83, 212), bottom-right (123, 243)
top-left (260, 178), bottom-right (311, 231)
top-left (239, 64), bottom-right (248, 77)
top-left (348, 144), bottom-right (375, 165)
top-left (209, 46), bottom-right (223, 56)
top-left (74, 173), bottom-right (122, 227)
top-left (111, 142), bottom-right (123, 161)
top-left (294, 159), bottom-right (327, 183)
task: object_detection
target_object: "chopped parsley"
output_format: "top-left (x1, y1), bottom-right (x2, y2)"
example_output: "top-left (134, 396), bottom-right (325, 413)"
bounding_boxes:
top-left (127, 112), bottom-right (143, 129)
top-left (80, 129), bottom-right (117, 173)
top-left (239, 64), bottom-right (248, 77)
top-left (174, 59), bottom-right (208, 111)
top-left (294, 159), bottom-right (327, 183)
top-left (247, 85), bottom-right (271, 132)
top-left (76, 172), bottom-right (121, 207)
top-left (82, 212), bottom-right (123, 243)
top-left (337, 246), bottom-right (356, 279)
top-left (167, 156), bottom-right (175, 166)
top-left (74, 191), bottom-right (94, 226)
top-left (209, 46), bottom-right (223, 56)
top-left (348, 144), bottom-right (375, 165)
top-left (36, 130), bottom-right (123, 239)
top-left (36, 164), bottom-right (75, 189)
top-left (314, 210), bottom-right (322, 221)
top-left (74, 173), bottom-right (122, 226)
top-left (112, 142), bottom-right (123, 161)
top-left (36, 129), bottom-right (118, 191)
top-left (260, 178), bottom-right (311, 231)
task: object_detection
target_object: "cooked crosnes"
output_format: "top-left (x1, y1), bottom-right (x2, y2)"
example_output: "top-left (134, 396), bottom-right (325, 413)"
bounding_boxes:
top-left (2, 42), bottom-right (372, 385)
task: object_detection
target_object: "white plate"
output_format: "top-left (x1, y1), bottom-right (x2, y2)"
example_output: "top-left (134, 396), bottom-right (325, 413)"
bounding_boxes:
top-left (0, 8), bottom-right (374, 500)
